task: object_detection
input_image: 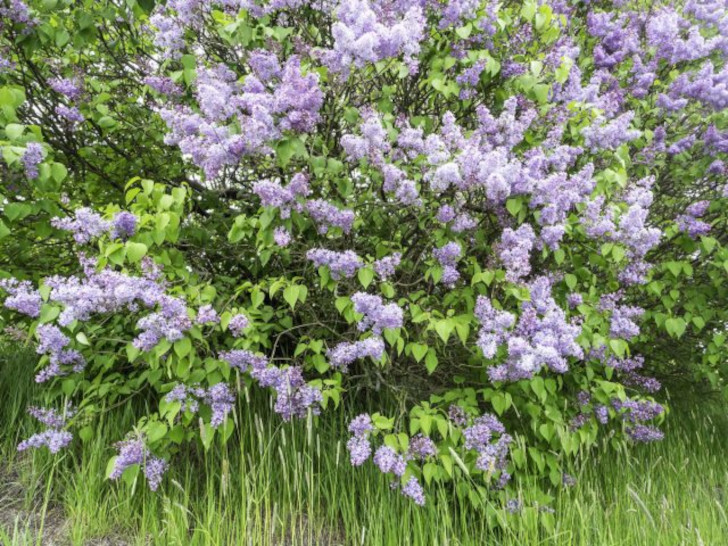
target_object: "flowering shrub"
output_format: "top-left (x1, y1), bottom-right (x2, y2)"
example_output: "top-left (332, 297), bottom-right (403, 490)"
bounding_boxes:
top-left (1, 0), bottom-right (727, 512)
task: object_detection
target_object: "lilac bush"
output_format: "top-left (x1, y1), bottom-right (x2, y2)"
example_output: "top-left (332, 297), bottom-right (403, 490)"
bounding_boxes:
top-left (1, 0), bottom-right (728, 512)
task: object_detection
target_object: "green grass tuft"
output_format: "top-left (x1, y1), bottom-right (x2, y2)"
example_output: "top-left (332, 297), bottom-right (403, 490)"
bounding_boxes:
top-left (1, 346), bottom-right (726, 545)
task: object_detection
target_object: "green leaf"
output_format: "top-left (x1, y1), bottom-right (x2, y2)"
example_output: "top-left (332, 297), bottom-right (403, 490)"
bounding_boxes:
top-left (665, 317), bottom-right (686, 338)
top-left (505, 198), bottom-right (522, 217)
top-left (425, 349), bottom-right (438, 374)
top-left (423, 462), bottom-right (438, 485)
top-left (410, 343), bottom-right (428, 363)
top-left (51, 162), bottom-right (67, 183)
top-left (434, 319), bottom-right (454, 343)
top-left (491, 393), bottom-right (508, 416)
top-left (357, 267), bottom-right (374, 289)
top-left (146, 421), bottom-right (168, 444)
top-left (125, 242), bottom-right (147, 263)
top-left (174, 337), bottom-right (192, 358)
top-left (283, 284), bottom-right (300, 309)
top-left (609, 339), bottom-right (627, 358)
top-left (4, 202), bottom-right (32, 222)
top-left (6, 123), bottom-right (25, 139)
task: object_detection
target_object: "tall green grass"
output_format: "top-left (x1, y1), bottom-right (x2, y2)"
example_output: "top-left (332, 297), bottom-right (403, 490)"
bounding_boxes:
top-left (1, 344), bottom-right (726, 545)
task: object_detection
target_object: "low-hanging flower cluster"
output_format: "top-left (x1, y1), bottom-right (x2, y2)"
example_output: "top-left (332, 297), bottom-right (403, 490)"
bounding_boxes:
top-left (18, 404), bottom-right (75, 454)
top-left (110, 436), bottom-right (168, 491)
top-left (220, 349), bottom-right (322, 420)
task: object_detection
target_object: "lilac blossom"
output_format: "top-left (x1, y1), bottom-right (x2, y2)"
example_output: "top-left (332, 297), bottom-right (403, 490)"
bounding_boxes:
top-left (305, 199), bottom-right (355, 234)
top-left (408, 434), bottom-right (436, 460)
top-left (350, 292), bottom-right (403, 334)
top-left (228, 313), bottom-right (249, 337)
top-left (51, 208), bottom-right (111, 244)
top-left (306, 248), bottom-right (362, 279)
top-left (110, 212), bottom-right (137, 240)
top-left (401, 477), bottom-right (425, 506)
top-left (677, 200), bottom-right (711, 238)
top-left (55, 104), bottom-right (85, 124)
top-left (21, 142), bottom-right (43, 179)
top-left (48, 77), bottom-right (83, 101)
top-left (273, 227), bottom-right (292, 247)
top-left (373, 253), bottom-right (401, 280)
top-left (196, 304), bottom-right (219, 325)
top-left (373, 445), bottom-right (406, 477)
top-left (327, 337), bottom-right (385, 371)
top-left (323, 0), bottom-right (425, 75)
top-left (0, 278), bottom-right (41, 317)
top-left (110, 437), bottom-right (168, 491)
top-left (17, 404), bottom-right (74, 454)
top-left (346, 414), bottom-right (373, 466)
top-left (497, 225), bottom-right (535, 282)
top-left (433, 242), bottom-right (462, 286)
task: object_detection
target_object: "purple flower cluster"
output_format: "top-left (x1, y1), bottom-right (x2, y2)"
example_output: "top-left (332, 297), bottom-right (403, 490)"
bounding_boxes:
top-left (676, 200), bottom-right (711, 239)
top-left (401, 476), bottom-right (426, 506)
top-left (228, 313), bottom-right (249, 337)
top-left (327, 337), bottom-right (385, 371)
top-left (612, 398), bottom-right (665, 443)
top-left (373, 252), bottom-right (401, 280)
top-left (273, 227), bottom-right (292, 247)
top-left (253, 174), bottom-right (311, 216)
top-left (609, 305), bottom-right (643, 340)
top-left (350, 292), bottom-right (403, 334)
top-left (48, 77), bottom-right (83, 101)
top-left (497, 225), bottom-right (535, 282)
top-left (41, 255), bottom-right (192, 352)
top-left (143, 75), bottom-right (183, 96)
top-left (55, 104), bottom-right (84, 124)
top-left (462, 413), bottom-right (512, 480)
top-left (164, 382), bottom-right (235, 428)
top-left (306, 248), bottom-right (362, 279)
top-left (220, 350), bottom-right (322, 421)
top-left (205, 383), bottom-right (236, 427)
top-left (110, 437), bottom-right (168, 491)
top-left (0, 278), bottom-right (42, 317)
top-left (433, 241), bottom-right (462, 287)
top-left (408, 434), bottom-right (437, 461)
top-left (21, 142), bottom-right (43, 179)
top-left (346, 414), bottom-right (373, 466)
top-left (373, 445), bottom-right (406, 476)
top-left (305, 199), bottom-right (356, 234)
top-left (474, 296), bottom-right (515, 359)
top-left (134, 296), bottom-right (192, 350)
top-left (51, 208), bottom-right (111, 244)
top-left (196, 304), bottom-right (219, 325)
top-left (1, 0), bottom-right (36, 26)
top-left (322, 0), bottom-right (425, 75)
top-left (18, 404), bottom-right (74, 454)
top-left (157, 56), bottom-right (322, 179)
top-left (110, 212), bottom-right (137, 240)
top-left (485, 278), bottom-right (583, 382)
top-left (34, 324), bottom-right (86, 383)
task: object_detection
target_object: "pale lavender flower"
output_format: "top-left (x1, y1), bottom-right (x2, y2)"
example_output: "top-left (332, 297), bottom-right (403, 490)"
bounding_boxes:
top-left (228, 313), bottom-right (249, 337)
top-left (401, 477), bottom-right (425, 506)
top-left (196, 304), bottom-right (219, 325)
top-left (0, 278), bottom-right (42, 317)
top-left (21, 143), bottom-right (43, 179)
top-left (273, 227), bottom-right (292, 247)
top-left (110, 212), bottom-right (137, 240)
top-left (373, 445), bottom-right (406, 477)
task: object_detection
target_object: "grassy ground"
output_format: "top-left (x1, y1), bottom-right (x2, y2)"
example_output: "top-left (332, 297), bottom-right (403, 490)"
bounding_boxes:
top-left (1, 344), bottom-right (727, 545)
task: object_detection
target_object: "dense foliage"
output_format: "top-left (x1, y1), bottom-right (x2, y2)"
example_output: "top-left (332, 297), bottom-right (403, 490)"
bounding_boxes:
top-left (1, 0), bottom-right (727, 515)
